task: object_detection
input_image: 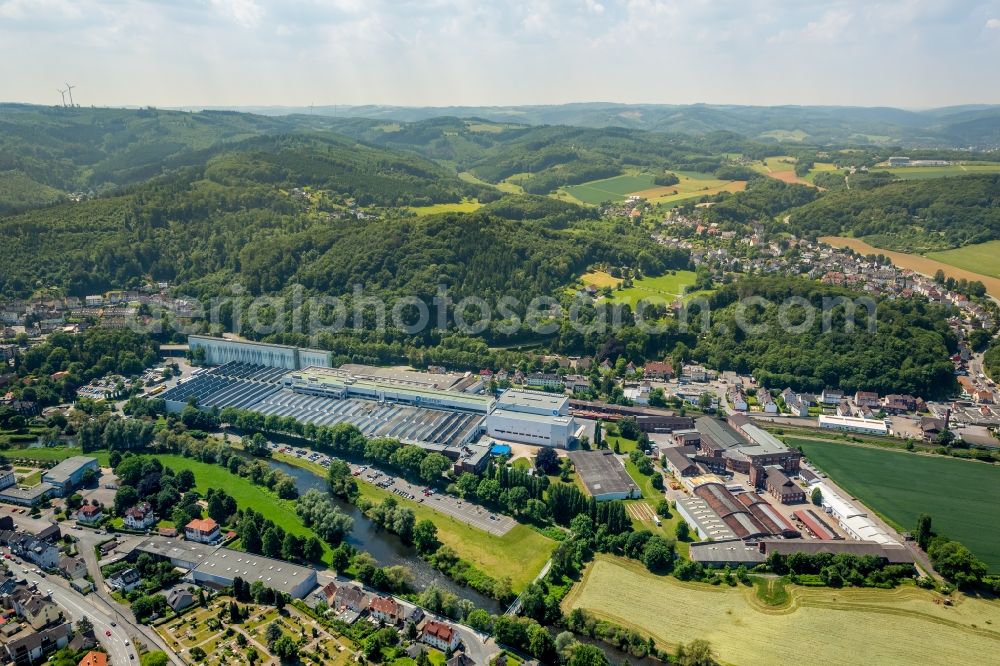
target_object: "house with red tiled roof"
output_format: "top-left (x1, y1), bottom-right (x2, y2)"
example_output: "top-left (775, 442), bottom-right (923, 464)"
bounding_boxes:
top-left (421, 620), bottom-right (460, 652)
top-left (369, 596), bottom-right (402, 624)
top-left (77, 504), bottom-right (102, 525)
top-left (185, 517), bottom-right (220, 544)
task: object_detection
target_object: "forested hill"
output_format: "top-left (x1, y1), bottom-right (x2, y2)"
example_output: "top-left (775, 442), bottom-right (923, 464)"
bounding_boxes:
top-left (229, 102), bottom-right (1000, 148)
top-left (0, 104), bottom-right (304, 200)
top-left (318, 116), bottom-right (783, 195)
top-left (691, 277), bottom-right (958, 399)
top-left (0, 133), bottom-right (686, 300)
top-left (787, 174), bottom-right (1000, 252)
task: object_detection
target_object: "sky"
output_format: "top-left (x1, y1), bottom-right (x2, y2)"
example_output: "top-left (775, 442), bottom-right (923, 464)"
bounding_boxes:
top-left (2, 0), bottom-right (1000, 108)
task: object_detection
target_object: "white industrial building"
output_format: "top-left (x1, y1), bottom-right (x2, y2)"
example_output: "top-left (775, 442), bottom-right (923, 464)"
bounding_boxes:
top-left (284, 367), bottom-right (494, 414)
top-left (813, 482), bottom-right (897, 546)
top-left (818, 414), bottom-right (890, 436)
top-left (189, 335), bottom-right (331, 370)
top-left (486, 390), bottom-right (579, 448)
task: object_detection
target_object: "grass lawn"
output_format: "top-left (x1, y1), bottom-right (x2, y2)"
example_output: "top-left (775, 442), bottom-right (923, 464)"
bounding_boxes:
top-left (926, 240), bottom-right (1000, 279)
top-left (155, 454), bottom-right (327, 552)
top-left (17, 470), bottom-right (42, 486)
top-left (3, 447), bottom-right (103, 464)
top-left (273, 452), bottom-right (555, 591)
top-left (600, 271), bottom-right (699, 308)
top-left (791, 437), bottom-right (1000, 572)
top-left (563, 554), bottom-right (1000, 666)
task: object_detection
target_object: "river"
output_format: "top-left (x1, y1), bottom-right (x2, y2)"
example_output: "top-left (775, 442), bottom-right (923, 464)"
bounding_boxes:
top-left (819, 236), bottom-right (1000, 300)
top-left (267, 458), bottom-right (502, 612)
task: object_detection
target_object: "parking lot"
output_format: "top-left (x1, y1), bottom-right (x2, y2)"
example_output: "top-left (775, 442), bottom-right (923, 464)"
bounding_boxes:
top-left (270, 443), bottom-right (517, 537)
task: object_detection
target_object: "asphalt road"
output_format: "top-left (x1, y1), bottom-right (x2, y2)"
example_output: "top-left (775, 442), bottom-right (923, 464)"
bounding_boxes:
top-left (2, 559), bottom-right (137, 664)
top-left (2, 509), bottom-right (183, 666)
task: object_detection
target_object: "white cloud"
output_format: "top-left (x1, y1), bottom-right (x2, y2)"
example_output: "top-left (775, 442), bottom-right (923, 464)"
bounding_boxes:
top-left (987, 18), bottom-right (1000, 29)
top-left (210, 0), bottom-right (263, 29)
top-left (584, 0), bottom-right (604, 15)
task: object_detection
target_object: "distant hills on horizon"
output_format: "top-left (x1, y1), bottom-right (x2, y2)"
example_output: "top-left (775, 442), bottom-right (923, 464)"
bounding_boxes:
top-left (164, 102), bottom-right (1000, 148)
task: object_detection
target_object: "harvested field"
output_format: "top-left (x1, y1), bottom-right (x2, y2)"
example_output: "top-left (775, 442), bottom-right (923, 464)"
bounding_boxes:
top-left (564, 555), bottom-right (1000, 666)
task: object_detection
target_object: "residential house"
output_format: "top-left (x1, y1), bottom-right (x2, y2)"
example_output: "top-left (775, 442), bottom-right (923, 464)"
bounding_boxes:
top-left (76, 505), bottom-right (103, 525)
top-left (854, 391), bottom-right (880, 408)
top-left (10, 534), bottom-right (60, 569)
top-left (563, 374), bottom-right (590, 394)
top-left (320, 582), bottom-right (338, 606)
top-left (525, 373), bottom-right (563, 390)
top-left (448, 654), bottom-right (476, 666)
top-left (58, 556), bottom-right (87, 580)
top-left (820, 388), bottom-right (844, 405)
top-left (643, 361), bottom-right (673, 381)
top-left (165, 586), bottom-right (195, 612)
top-left (1, 622), bottom-right (71, 664)
top-left (185, 518), bottom-right (220, 544)
top-left (107, 567), bottom-right (141, 593)
top-left (883, 394), bottom-right (917, 415)
top-left (727, 386), bottom-right (748, 412)
top-left (332, 585), bottom-right (367, 613)
top-left (836, 400), bottom-right (853, 417)
top-left (682, 365), bottom-right (708, 382)
top-left (421, 620), bottom-right (461, 652)
top-left (78, 651), bottom-right (108, 666)
top-left (15, 594), bottom-right (63, 630)
top-left (781, 389), bottom-right (809, 417)
top-left (369, 595), bottom-right (402, 624)
top-left (123, 502), bottom-right (156, 530)
top-left (757, 390), bottom-right (777, 414)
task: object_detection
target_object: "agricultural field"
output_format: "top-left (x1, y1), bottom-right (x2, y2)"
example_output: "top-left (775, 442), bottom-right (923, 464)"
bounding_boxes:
top-left (926, 240), bottom-right (1000, 279)
top-left (757, 129), bottom-right (808, 142)
top-left (752, 156), bottom-right (810, 186)
top-left (406, 199), bottom-right (483, 216)
top-left (880, 162), bottom-right (1000, 181)
top-left (790, 437), bottom-right (1000, 572)
top-left (563, 555), bottom-right (1000, 666)
top-left (579, 270), bottom-right (623, 290)
top-left (458, 171), bottom-right (522, 194)
top-left (802, 161), bottom-right (840, 184)
top-left (559, 171), bottom-right (744, 206)
top-left (639, 172), bottom-right (747, 207)
top-left (561, 173), bottom-right (658, 204)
